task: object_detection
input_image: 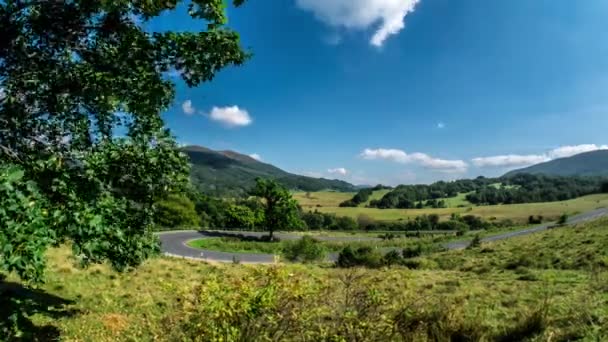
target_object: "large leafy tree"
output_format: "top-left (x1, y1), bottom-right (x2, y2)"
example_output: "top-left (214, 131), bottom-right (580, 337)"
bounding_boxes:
top-left (0, 0), bottom-right (249, 282)
top-left (250, 179), bottom-right (302, 241)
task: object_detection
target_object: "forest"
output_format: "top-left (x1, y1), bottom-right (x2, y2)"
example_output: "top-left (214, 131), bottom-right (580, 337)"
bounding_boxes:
top-left (344, 174), bottom-right (608, 209)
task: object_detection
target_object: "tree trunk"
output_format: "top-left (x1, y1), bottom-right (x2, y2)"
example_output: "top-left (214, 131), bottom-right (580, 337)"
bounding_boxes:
top-left (269, 229), bottom-right (274, 241)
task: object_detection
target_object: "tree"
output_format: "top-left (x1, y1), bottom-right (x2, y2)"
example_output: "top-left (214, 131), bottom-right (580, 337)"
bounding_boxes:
top-left (155, 195), bottom-right (200, 229)
top-left (224, 204), bottom-right (257, 230)
top-left (0, 0), bottom-right (250, 282)
top-left (250, 179), bottom-right (302, 240)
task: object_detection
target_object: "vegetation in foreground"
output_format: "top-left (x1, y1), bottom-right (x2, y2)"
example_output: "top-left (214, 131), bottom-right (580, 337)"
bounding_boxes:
top-left (3, 218), bottom-right (607, 341)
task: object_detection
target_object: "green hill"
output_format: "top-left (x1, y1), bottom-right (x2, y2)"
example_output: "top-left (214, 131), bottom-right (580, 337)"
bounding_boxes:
top-left (505, 150), bottom-right (608, 177)
top-left (183, 145), bottom-right (355, 196)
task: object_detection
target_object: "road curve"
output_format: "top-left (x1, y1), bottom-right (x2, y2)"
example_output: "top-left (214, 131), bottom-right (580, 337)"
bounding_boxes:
top-left (158, 208), bottom-right (608, 263)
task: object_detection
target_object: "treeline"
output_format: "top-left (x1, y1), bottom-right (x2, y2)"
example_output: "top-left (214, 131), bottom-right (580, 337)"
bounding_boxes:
top-left (365, 178), bottom-right (494, 209)
top-left (155, 188), bottom-right (504, 234)
top-left (465, 174), bottom-right (604, 205)
top-left (339, 185), bottom-right (391, 207)
top-left (366, 174), bottom-right (608, 209)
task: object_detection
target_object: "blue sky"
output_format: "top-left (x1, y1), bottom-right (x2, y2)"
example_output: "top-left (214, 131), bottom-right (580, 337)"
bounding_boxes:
top-left (148, 0), bottom-right (608, 186)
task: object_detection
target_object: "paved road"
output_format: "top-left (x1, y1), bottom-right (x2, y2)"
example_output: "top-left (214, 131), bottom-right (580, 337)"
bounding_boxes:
top-left (158, 208), bottom-right (608, 263)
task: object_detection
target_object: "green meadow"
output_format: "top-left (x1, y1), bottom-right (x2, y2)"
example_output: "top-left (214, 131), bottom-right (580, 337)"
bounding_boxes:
top-left (296, 192), bottom-right (608, 224)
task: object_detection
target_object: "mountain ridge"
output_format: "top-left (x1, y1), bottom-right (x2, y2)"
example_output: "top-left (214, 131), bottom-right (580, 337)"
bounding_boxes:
top-left (504, 150), bottom-right (608, 177)
top-left (182, 145), bottom-right (356, 196)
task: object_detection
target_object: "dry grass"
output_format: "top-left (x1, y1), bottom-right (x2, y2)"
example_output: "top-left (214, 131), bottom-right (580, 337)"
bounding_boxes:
top-left (4, 217), bottom-right (608, 340)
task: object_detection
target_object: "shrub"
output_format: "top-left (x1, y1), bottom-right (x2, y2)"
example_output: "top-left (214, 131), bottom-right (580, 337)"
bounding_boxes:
top-left (402, 244), bottom-right (423, 258)
top-left (357, 214), bottom-right (376, 230)
top-left (437, 220), bottom-right (469, 232)
top-left (378, 233), bottom-right (397, 240)
top-left (528, 215), bottom-right (543, 224)
top-left (558, 213), bottom-right (569, 225)
top-left (336, 246), bottom-right (383, 268)
top-left (382, 250), bottom-right (403, 266)
top-left (282, 236), bottom-right (327, 263)
top-left (155, 195), bottom-right (201, 229)
top-left (467, 234), bottom-right (482, 249)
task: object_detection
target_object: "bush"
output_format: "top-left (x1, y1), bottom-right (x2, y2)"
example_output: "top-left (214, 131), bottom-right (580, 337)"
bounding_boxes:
top-left (402, 244), bottom-right (423, 258)
top-left (357, 214), bottom-right (376, 230)
top-left (467, 234), bottom-right (482, 249)
top-left (282, 236), bottom-right (327, 263)
top-left (558, 213), bottom-right (569, 225)
top-left (336, 246), bottom-right (383, 268)
top-left (155, 195), bottom-right (200, 229)
top-left (528, 215), bottom-right (543, 224)
top-left (382, 250), bottom-right (403, 266)
top-left (332, 216), bottom-right (358, 230)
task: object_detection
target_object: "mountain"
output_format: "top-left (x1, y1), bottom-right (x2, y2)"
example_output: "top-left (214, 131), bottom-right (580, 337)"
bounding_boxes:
top-left (504, 150), bottom-right (608, 177)
top-left (182, 145), bottom-right (356, 196)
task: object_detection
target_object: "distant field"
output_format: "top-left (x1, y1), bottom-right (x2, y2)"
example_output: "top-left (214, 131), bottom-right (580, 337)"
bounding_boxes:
top-left (441, 192), bottom-right (473, 207)
top-left (301, 193), bottom-right (608, 224)
top-left (293, 191), bottom-right (355, 207)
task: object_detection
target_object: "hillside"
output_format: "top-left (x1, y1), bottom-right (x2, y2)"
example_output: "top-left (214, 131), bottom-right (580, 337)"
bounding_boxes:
top-left (505, 150), bottom-right (608, 177)
top-left (8, 218), bottom-right (608, 340)
top-left (183, 145), bottom-right (355, 196)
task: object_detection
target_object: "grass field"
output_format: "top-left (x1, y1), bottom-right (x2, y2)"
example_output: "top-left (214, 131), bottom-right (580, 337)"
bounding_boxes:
top-left (299, 193), bottom-right (608, 224)
top-left (4, 217), bottom-right (607, 340)
top-left (441, 191), bottom-right (473, 207)
top-left (292, 191), bottom-right (354, 207)
top-left (293, 189), bottom-right (391, 209)
top-left (361, 189), bottom-right (391, 207)
top-left (187, 236), bottom-right (441, 255)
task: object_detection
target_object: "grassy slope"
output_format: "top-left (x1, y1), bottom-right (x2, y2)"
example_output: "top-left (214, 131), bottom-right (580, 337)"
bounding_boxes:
top-left (299, 193), bottom-right (608, 223)
top-left (360, 189), bottom-right (391, 207)
top-left (292, 191), bottom-right (355, 208)
top-left (4, 218), bottom-right (607, 340)
top-left (441, 191), bottom-right (473, 207)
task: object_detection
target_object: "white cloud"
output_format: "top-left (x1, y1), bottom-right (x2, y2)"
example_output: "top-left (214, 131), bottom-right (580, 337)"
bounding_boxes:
top-left (249, 153), bottom-right (262, 161)
top-left (548, 144), bottom-right (608, 159)
top-left (0, 87), bottom-right (5, 101)
top-left (471, 154), bottom-right (550, 168)
top-left (295, 0), bottom-right (421, 47)
top-left (208, 106), bottom-right (252, 128)
top-left (327, 167), bottom-right (348, 175)
top-left (472, 144), bottom-right (608, 168)
top-left (181, 100), bottom-right (195, 115)
top-left (360, 148), bottom-right (468, 173)
top-left (437, 122), bottom-right (445, 129)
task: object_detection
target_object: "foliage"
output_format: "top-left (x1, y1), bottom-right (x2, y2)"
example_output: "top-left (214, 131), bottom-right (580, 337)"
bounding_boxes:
top-left (4, 216), bottom-right (608, 340)
top-left (336, 246), bottom-right (383, 268)
top-left (250, 179), bottom-right (303, 239)
top-left (188, 237), bottom-right (283, 255)
top-left (154, 195), bottom-right (200, 229)
top-left (282, 236), bottom-right (327, 263)
top-left (0, 165), bottom-right (52, 283)
top-left (0, 0), bottom-right (250, 281)
top-left (371, 174), bottom-right (606, 209)
top-left (528, 215), bottom-right (544, 224)
top-left (558, 213), bottom-right (569, 225)
top-left (339, 188), bottom-right (373, 207)
top-left (301, 210), bottom-right (359, 230)
top-left (467, 234), bottom-right (482, 249)
top-left (224, 204), bottom-right (258, 229)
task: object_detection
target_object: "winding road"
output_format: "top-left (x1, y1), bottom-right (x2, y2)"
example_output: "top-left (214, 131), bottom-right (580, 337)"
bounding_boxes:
top-left (158, 208), bottom-right (608, 263)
